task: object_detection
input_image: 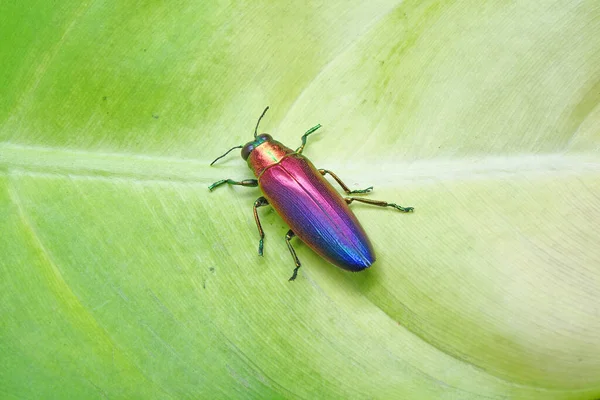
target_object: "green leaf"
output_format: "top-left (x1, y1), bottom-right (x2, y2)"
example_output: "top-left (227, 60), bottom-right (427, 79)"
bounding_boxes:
top-left (1, 1), bottom-right (599, 399)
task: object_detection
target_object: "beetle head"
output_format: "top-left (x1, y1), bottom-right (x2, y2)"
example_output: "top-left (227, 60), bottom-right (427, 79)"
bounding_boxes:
top-left (241, 134), bottom-right (272, 160)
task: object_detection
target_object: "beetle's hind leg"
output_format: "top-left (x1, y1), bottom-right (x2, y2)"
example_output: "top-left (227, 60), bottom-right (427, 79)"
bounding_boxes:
top-left (296, 124), bottom-right (322, 154)
top-left (285, 230), bottom-right (302, 281)
top-left (208, 178), bottom-right (258, 191)
top-left (253, 197), bottom-right (270, 256)
top-left (345, 197), bottom-right (414, 213)
top-left (319, 169), bottom-right (373, 194)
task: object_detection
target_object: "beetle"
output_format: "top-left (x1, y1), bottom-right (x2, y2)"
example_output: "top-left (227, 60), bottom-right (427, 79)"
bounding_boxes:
top-left (209, 107), bottom-right (413, 281)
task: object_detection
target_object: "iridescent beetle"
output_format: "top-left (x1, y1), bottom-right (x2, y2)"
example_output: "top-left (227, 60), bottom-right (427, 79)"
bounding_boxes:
top-left (209, 107), bottom-right (413, 281)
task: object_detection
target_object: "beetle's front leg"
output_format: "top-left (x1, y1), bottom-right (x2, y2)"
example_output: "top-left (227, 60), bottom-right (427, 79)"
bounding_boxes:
top-left (319, 169), bottom-right (373, 194)
top-left (208, 178), bottom-right (258, 191)
top-left (285, 230), bottom-right (302, 281)
top-left (345, 197), bottom-right (414, 213)
top-left (295, 124), bottom-right (322, 154)
top-left (253, 197), bottom-right (269, 256)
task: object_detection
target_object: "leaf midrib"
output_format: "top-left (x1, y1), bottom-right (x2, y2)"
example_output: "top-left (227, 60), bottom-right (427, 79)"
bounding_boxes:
top-left (1, 142), bottom-right (599, 185)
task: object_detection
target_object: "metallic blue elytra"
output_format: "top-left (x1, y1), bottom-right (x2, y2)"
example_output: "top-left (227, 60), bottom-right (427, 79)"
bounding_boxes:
top-left (259, 153), bottom-right (375, 271)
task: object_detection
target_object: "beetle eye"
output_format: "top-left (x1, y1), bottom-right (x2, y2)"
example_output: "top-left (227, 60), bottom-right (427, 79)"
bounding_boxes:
top-left (256, 133), bottom-right (272, 141)
top-left (241, 143), bottom-right (254, 160)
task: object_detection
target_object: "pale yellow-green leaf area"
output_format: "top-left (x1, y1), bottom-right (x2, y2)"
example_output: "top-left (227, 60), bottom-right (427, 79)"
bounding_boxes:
top-left (1, 0), bottom-right (599, 399)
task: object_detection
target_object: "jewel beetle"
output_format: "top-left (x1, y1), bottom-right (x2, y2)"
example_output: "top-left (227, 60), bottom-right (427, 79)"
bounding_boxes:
top-left (209, 107), bottom-right (413, 281)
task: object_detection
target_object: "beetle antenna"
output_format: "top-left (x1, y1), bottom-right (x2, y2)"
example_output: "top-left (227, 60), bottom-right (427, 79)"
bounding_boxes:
top-left (254, 106), bottom-right (269, 138)
top-left (210, 145), bottom-right (243, 166)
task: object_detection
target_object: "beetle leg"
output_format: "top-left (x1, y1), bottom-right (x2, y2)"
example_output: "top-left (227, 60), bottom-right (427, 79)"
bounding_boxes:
top-left (285, 230), bottom-right (302, 281)
top-left (208, 178), bottom-right (258, 191)
top-left (295, 124), bottom-right (322, 154)
top-left (319, 169), bottom-right (373, 194)
top-left (253, 197), bottom-right (270, 256)
top-left (345, 197), bottom-right (414, 213)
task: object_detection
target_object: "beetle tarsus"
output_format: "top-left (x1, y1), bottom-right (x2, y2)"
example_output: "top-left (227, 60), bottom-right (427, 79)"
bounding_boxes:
top-left (208, 179), bottom-right (227, 191)
top-left (289, 266), bottom-right (301, 281)
top-left (258, 238), bottom-right (264, 256)
top-left (390, 204), bottom-right (414, 213)
top-left (349, 186), bottom-right (373, 194)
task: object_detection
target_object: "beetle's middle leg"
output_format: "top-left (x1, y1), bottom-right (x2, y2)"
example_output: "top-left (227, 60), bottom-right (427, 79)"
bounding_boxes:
top-left (345, 197), bottom-right (414, 213)
top-left (208, 178), bottom-right (258, 191)
top-left (285, 230), bottom-right (302, 281)
top-left (253, 196), bottom-right (270, 256)
top-left (319, 169), bottom-right (373, 194)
